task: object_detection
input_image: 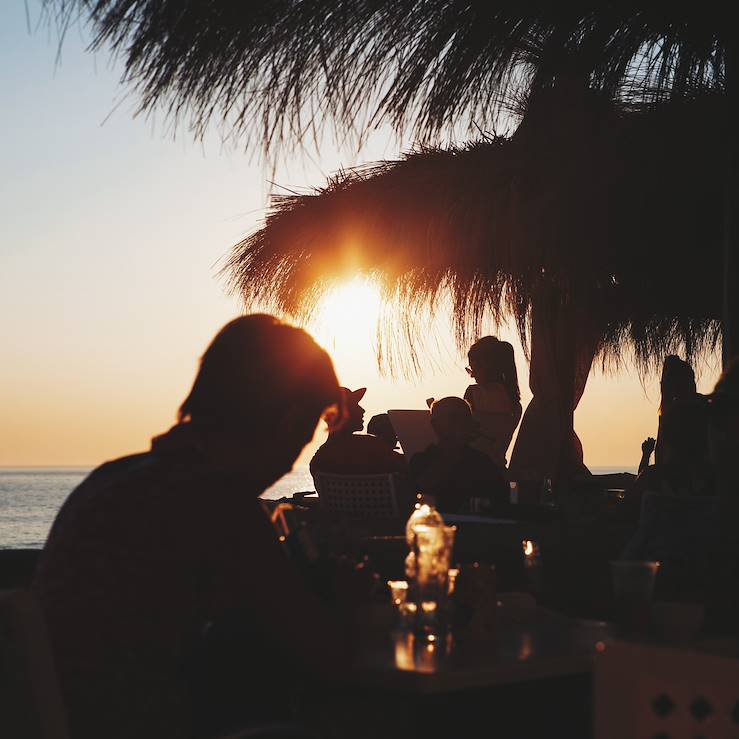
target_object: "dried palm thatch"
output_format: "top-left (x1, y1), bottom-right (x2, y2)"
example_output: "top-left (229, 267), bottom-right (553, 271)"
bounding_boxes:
top-left (46, 2), bottom-right (728, 151)
top-left (225, 89), bottom-right (724, 376)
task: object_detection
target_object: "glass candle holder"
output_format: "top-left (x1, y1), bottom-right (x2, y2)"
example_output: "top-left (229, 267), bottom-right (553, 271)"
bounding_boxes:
top-left (387, 579), bottom-right (409, 607)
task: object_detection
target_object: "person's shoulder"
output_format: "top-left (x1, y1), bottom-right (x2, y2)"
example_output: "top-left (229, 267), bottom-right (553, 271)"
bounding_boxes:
top-left (64, 453), bottom-right (155, 502)
top-left (409, 444), bottom-right (439, 469)
top-left (309, 437), bottom-right (333, 474)
top-left (465, 444), bottom-right (505, 473)
top-left (355, 433), bottom-right (390, 448)
top-left (464, 444), bottom-right (493, 462)
top-left (357, 434), bottom-right (406, 464)
top-left (412, 442), bottom-right (439, 458)
top-left (90, 451), bottom-right (156, 481)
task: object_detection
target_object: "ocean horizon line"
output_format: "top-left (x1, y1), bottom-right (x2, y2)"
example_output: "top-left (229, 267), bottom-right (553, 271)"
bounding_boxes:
top-left (0, 463), bottom-right (638, 473)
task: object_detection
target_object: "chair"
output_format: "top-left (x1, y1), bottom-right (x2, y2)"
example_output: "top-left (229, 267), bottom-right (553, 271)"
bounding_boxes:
top-left (312, 472), bottom-right (399, 519)
top-left (594, 640), bottom-right (739, 739)
top-left (0, 589), bottom-right (69, 739)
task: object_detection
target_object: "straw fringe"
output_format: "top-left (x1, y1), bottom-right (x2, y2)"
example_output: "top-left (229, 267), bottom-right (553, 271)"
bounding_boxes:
top-left (225, 91), bottom-right (723, 376)
top-left (45, 2), bottom-right (728, 153)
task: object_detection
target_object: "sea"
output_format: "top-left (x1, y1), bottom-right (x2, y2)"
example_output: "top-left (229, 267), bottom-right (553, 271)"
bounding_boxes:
top-left (0, 465), bottom-right (633, 549)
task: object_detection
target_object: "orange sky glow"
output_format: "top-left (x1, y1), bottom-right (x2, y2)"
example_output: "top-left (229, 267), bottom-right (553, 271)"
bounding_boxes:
top-left (0, 7), bottom-right (724, 472)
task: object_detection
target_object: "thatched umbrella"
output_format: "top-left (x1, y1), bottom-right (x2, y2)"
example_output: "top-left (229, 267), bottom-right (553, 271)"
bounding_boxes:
top-left (225, 89), bottom-right (723, 479)
top-left (48, 1), bottom-right (738, 358)
top-left (47, 2), bottom-right (726, 141)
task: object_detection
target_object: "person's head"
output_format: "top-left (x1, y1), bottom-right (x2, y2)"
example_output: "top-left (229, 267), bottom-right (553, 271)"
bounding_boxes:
top-left (179, 314), bottom-right (341, 480)
top-left (707, 358), bottom-right (739, 467)
top-left (367, 413), bottom-right (398, 450)
top-left (430, 396), bottom-right (475, 448)
top-left (337, 386), bottom-right (367, 434)
top-left (660, 355), bottom-right (696, 413)
top-left (467, 336), bottom-right (520, 402)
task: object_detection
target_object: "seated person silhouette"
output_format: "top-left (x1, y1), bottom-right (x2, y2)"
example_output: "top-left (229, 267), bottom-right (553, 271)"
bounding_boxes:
top-left (623, 395), bottom-right (714, 524)
top-left (367, 412), bottom-right (402, 454)
top-left (33, 315), bottom-right (353, 739)
top-left (622, 392), bottom-right (719, 603)
top-left (409, 396), bottom-right (508, 514)
top-left (309, 387), bottom-right (406, 477)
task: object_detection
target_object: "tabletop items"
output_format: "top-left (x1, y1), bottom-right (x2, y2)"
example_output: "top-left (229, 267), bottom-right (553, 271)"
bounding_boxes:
top-left (390, 496), bottom-right (507, 646)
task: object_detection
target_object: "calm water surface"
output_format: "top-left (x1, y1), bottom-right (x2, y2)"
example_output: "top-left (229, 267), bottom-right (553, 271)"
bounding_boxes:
top-left (1, 465), bottom-right (632, 549)
top-left (0, 467), bottom-right (314, 549)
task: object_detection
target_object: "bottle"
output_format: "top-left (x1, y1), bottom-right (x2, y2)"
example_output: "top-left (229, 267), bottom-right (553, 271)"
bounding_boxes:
top-left (405, 495), bottom-right (444, 578)
top-left (405, 495), bottom-right (444, 547)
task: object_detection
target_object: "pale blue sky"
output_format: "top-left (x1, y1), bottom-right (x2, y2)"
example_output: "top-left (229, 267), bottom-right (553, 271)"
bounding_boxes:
top-left (0, 2), bottom-right (723, 468)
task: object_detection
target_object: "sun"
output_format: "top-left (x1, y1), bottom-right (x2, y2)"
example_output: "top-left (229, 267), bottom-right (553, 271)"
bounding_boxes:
top-left (309, 276), bottom-right (383, 356)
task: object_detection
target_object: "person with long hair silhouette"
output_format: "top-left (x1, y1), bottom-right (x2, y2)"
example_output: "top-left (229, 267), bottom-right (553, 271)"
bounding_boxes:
top-left (655, 355), bottom-right (698, 464)
top-left (463, 336), bottom-right (523, 468)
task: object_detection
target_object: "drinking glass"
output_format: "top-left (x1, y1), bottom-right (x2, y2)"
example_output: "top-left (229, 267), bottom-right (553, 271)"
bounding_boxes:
top-left (388, 579), bottom-right (409, 607)
top-left (388, 580), bottom-right (417, 629)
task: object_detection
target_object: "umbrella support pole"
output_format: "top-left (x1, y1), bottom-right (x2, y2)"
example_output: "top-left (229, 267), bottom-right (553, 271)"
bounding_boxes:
top-left (723, 43), bottom-right (739, 367)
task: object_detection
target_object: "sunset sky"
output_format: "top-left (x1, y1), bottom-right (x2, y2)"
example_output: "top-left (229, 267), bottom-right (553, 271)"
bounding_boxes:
top-left (1, 4), bottom-right (723, 471)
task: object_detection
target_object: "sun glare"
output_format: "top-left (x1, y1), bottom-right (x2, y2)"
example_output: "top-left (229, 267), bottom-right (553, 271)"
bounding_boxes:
top-left (310, 276), bottom-right (383, 356)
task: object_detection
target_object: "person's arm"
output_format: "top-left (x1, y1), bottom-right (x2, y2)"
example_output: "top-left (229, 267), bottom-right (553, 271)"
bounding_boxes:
top-left (463, 385), bottom-right (475, 409)
top-left (638, 437), bottom-right (656, 474)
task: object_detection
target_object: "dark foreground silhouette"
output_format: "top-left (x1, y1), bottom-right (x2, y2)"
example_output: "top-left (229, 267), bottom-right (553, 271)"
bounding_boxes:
top-left (33, 315), bottom-right (351, 739)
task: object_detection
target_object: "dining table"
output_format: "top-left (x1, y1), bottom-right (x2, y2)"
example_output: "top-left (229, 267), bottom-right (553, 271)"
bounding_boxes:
top-left (350, 597), bottom-right (613, 694)
top-left (306, 595), bottom-right (737, 739)
top-left (300, 597), bottom-right (611, 739)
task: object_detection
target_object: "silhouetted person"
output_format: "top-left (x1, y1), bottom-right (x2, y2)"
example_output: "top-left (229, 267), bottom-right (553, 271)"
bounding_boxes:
top-left (309, 387), bottom-right (406, 477)
top-left (655, 355), bottom-right (698, 464)
top-left (410, 396), bottom-right (508, 513)
top-left (623, 396), bottom-right (714, 523)
top-left (621, 395), bottom-right (717, 602)
top-left (33, 315), bottom-right (351, 739)
top-left (367, 412), bottom-right (401, 452)
top-left (463, 336), bottom-right (522, 468)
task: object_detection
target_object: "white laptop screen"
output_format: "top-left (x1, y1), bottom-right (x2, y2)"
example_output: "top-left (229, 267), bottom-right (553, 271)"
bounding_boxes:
top-left (387, 409), bottom-right (438, 459)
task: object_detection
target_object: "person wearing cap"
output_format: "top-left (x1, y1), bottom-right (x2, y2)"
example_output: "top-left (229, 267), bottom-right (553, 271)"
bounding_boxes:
top-left (309, 386), bottom-right (406, 478)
